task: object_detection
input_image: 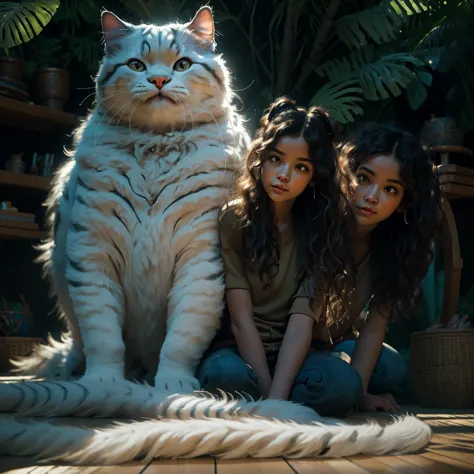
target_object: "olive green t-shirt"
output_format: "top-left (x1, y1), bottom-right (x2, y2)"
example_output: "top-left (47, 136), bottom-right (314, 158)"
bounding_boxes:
top-left (217, 208), bottom-right (313, 355)
top-left (290, 254), bottom-right (374, 349)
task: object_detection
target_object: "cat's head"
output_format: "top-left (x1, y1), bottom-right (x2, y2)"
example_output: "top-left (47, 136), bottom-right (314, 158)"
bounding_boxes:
top-left (95, 7), bottom-right (232, 132)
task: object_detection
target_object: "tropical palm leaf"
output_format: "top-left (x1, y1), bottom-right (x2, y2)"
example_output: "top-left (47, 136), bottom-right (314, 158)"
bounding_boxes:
top-left (316, 46), bottom-right (426, 101)
top-left (358, 53), bottom-right (424, 100)
top-left (0, 0), bottom-right (60, 49)
top-left (310, 79), bottom-right (364, 124)
top-left (389, 0), bottom-right (431, 16)
top-left (405, 68), bottom-right (432, 110)
top-left (335, 1), bottom-right (405, 49)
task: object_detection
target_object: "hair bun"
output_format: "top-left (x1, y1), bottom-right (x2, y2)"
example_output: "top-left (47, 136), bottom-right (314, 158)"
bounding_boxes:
top-left (313, 108), bottom-right (339, 142)
top-left (267, 96), bottom-right (298, 122)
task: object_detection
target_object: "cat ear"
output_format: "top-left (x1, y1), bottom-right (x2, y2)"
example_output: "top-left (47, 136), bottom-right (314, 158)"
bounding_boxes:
top-left (186, 6), bottom-right (215, 44)
top-left (101, 10), bottom-right (133, 55)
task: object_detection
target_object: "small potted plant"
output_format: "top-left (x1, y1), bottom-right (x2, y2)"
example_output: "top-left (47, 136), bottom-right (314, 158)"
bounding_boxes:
top-left (25, 36), bottom-right (71, 111)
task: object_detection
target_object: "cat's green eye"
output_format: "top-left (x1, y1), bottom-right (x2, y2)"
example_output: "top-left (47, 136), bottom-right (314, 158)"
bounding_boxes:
top-left (174, 58), bottom-right (192, 72)
top-left (127, 59), bottom-right (146, 72)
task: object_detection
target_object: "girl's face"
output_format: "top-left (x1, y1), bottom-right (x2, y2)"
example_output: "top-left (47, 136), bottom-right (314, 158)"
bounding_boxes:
top-left (261, 135), bottom-right (314, 204)
top-left (351, 154), bottom-right (405, 230)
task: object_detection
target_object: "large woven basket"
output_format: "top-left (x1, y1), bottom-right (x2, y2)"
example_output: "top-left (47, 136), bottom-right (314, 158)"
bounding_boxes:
top-left (411, 329), bottom-right (474, 408)
top-left (0, 337), bottom-right (43, 373)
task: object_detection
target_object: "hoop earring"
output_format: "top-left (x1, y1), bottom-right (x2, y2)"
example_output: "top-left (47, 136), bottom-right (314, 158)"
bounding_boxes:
top-left (312, 192), bottom-right (330, 221)
top-left (321, 192), bottom-right (330, 208)
top-left (404, 210), bottom-right (409, 225)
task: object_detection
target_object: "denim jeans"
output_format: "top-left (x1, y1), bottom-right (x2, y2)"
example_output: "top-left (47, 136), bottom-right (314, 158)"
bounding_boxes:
top-left (196, 340), bottom-right (406, 417)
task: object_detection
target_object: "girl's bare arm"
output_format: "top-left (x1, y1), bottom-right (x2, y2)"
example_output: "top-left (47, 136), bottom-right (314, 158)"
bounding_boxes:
top-left (267, 313), bottom-right (314, 400)
top-left (227, 288), bottom-right (272, 396)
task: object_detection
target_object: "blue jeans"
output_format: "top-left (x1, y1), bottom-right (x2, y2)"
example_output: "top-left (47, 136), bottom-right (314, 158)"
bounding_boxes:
top-left (196, 340), bottom-right (406, 417)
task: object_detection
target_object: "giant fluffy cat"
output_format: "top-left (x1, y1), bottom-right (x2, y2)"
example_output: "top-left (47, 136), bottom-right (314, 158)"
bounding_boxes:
top-left (12, 7), bottom-right (249, 392)
top-left (0, 7), bottom-right (431, 463)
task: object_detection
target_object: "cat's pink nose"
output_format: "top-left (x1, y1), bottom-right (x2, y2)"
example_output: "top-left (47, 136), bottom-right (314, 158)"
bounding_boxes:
top-left (148, 76), bottom-right (170, 89)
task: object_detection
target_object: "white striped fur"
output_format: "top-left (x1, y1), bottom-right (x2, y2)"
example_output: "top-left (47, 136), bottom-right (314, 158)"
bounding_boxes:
top-left (0, 380), bottom-right (431, 462)
top-left (0, 380), bottom-right (320, 422)
top-left (0, 414), bottom-right (431, 464)
top-left (11, 7), bottom-right (250, 393)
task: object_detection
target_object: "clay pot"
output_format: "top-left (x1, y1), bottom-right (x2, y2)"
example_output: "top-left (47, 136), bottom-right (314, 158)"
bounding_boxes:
top-left (33, 67), bottom-right (70, 111)
top-left (420, 115), bottom-right (464, 147)
top-left (0, 56), bottom-right (25, 81)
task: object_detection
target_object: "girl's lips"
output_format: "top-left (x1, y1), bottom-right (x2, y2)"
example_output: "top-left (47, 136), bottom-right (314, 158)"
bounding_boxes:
top-left (271, 185), bottom-right (288, 194)
top-left (357, 206), bottom-right (376, 216)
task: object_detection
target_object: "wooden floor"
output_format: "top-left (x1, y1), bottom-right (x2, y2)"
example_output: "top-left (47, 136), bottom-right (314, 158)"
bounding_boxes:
top-left (0, 405), bottom-right (473, 473)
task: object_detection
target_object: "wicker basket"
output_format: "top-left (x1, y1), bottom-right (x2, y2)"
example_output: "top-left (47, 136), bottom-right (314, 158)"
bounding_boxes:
top-left (0, 337), bottom-right (43, 373)
top-left (411, 329), bottom-right (474, 408)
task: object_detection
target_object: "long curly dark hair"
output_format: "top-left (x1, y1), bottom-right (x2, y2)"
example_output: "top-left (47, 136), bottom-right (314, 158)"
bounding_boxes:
top-left (223, 96), bottom-right (352, 301)
top-left (339, 124), bottom-right (442, 319)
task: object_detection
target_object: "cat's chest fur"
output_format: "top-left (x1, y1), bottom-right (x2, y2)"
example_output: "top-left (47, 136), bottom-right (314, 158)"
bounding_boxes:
top-left (72, 123), bottom-right (238, 357)
top-left (77, 133), bottom-right (219, 225)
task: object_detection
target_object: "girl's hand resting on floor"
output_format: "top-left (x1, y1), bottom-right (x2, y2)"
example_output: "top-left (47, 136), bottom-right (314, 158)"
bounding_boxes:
top-left (359, 393), bottom-right (400, 412)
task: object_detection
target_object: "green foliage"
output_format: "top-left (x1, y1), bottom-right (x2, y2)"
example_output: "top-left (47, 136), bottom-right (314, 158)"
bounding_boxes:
top-left (26, 35), bottom-right (66, 68)
top-left (26, 0), bottom-right (102, 73)
top-left (310, 79), bottom-right (364, 123)
top-left (69, 36), bottom-right (100, 72)
top-left (318, 47), bottom-right (425, 98)
top-left (389, 0), bottom-right (431, 16)
top-left (3, 0), bottom-right (473, 130)
top-left (335, 2), bottom-right (405, 49)
top-left (0, 0), bottom-right (59, 49)
top-left (313, 44), bottom-right (431, 121)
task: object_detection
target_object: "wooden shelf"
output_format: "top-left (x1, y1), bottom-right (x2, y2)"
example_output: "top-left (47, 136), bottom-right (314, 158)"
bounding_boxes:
top-left (442, 183), bottom-right (474, 200)
top-left (0, 96), bottom-right (81, 132)
top-left (0, 227), bottom-right (48, 240)
top-left (0, 170), bottom-right (51, 191)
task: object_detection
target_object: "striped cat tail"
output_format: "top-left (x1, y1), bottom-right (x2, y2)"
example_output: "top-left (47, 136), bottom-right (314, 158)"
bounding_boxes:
top-left (9, 332), bottom-right (80, 379)
top-left (0, 379), bottom-right (319, 423)
top-left (0, 415), bottom-right (431, 464)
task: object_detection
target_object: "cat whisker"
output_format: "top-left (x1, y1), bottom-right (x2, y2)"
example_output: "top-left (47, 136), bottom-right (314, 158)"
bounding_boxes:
top-left (204, 94), bottom-right (239, 164)
top-left (112, 97), bottom-right (138, 136)
top-left (94, 96), bottom-right (137, 147)
top-left (194, 97), bottom-right (226, 155)
top-left (125, 98), bottom-right (143, 140)
top-left (80, 86), bottom-right (129, 107)
top-left (90, 95), bottom-right (130, 134)
top-left (176, 96), bottom-right (193, 133)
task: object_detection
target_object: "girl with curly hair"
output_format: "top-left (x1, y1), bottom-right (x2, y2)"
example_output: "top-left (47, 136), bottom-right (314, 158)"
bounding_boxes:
top-left (292, 123), bottom-right (442, 416)
top-left (196, 97), bottom-right (350, 402)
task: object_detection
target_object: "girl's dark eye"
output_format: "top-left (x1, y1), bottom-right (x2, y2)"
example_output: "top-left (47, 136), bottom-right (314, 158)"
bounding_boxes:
top-left (296, 164), bottom-right (309, 172)
top-left (385, 186), bottom-right (398, 194)
top-left (174, 58), bottom-right (193, 72)
top-left (356, 173), bottom-right (369, 183)
top-left (127, 59), bottom-right (146, 72)
top-left (270, 156), bottom-right (280, 163)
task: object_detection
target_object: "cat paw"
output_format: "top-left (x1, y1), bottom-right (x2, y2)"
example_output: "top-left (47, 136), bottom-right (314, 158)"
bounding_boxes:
top-left (154, 372), bottom-right (200, 393)
top-left (82, 367), bottom-right (126, 383)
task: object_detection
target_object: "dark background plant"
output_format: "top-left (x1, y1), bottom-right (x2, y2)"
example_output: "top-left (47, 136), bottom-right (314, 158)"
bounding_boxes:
top-left (2, 0), bottom-right (474, 134)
